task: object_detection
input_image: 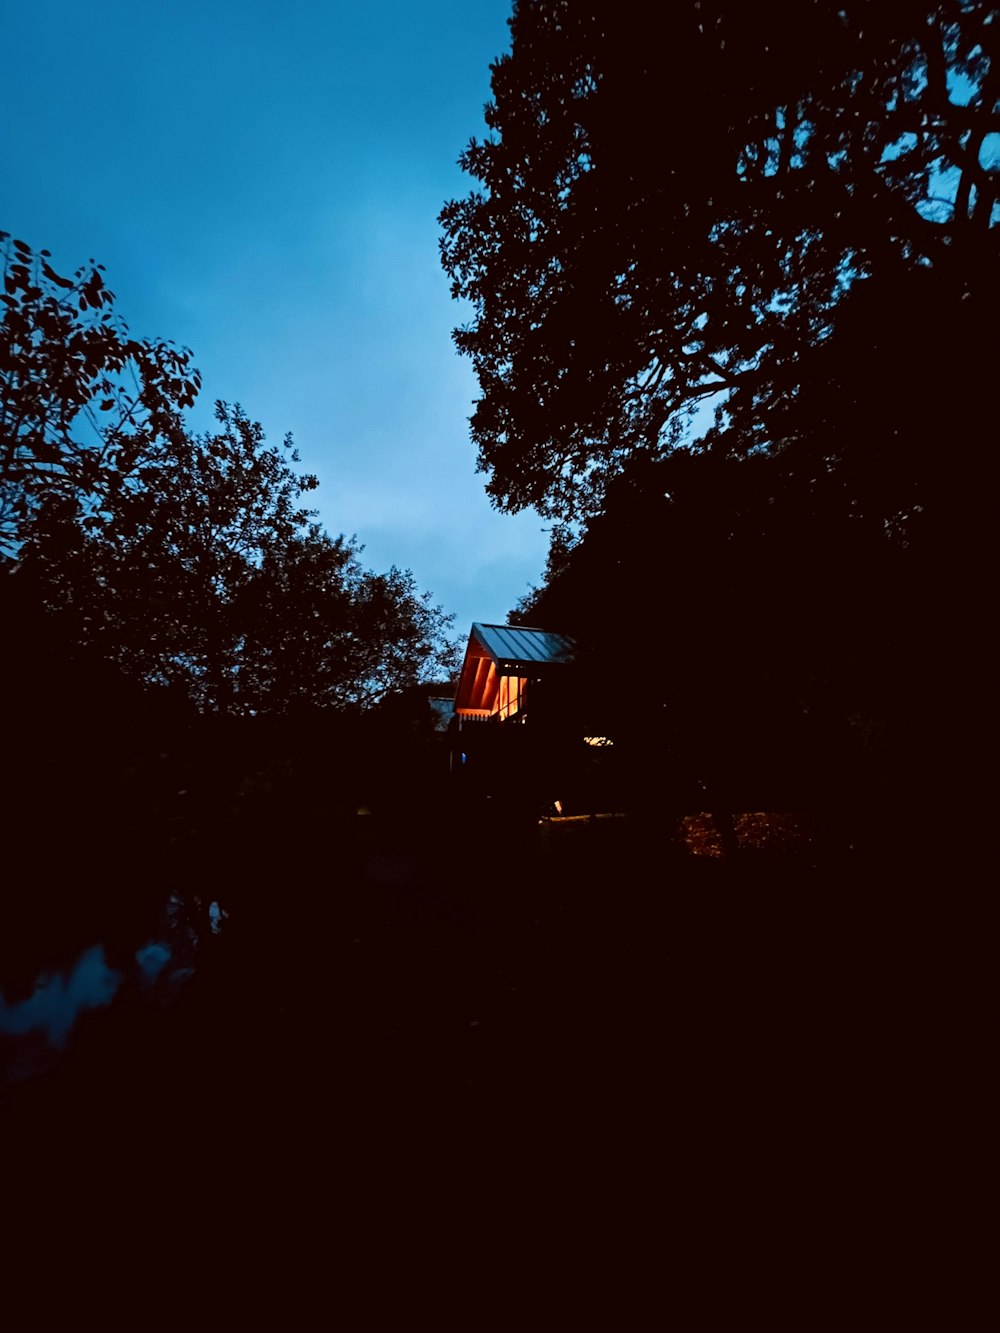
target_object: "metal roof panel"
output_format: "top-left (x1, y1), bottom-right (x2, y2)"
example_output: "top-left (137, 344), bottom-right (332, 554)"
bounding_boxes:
top-left (471, 623), bottom-right (575, 668)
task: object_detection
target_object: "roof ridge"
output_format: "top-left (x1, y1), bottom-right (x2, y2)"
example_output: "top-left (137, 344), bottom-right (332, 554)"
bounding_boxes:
top-left (473, 621), bottom-right (563, 633)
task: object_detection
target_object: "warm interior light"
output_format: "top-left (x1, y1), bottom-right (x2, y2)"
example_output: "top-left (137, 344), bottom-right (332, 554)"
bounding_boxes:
top-left (497, 674), bottom-right (528, 720)
top-left (583, 736), bottom-right (613, 747)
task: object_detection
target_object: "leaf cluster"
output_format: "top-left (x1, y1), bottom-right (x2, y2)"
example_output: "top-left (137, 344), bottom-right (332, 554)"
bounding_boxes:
top-left (441, 0), bottom-right (998, 518)
top-left (1, 233), bottom-right (200, 553)
top-left (2, 239), bottom-right (457, 714)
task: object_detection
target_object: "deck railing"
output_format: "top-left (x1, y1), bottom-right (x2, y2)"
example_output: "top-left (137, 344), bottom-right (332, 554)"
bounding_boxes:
top-left (455, 709), bottom-right (493, 727)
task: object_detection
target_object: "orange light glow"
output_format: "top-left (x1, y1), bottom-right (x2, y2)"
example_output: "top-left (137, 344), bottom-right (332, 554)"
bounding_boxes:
top-left (497, 674), bottom-right (528, 720)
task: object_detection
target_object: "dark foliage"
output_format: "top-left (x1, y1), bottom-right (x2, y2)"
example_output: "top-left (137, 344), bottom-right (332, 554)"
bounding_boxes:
top-left (441, 0), bottom-right (997, 518)
top-left (0, 232), bottom-right (463, 1064)
top-left (446, 2), bottom-right (996, 838)
top-left (0, 231), bottom-right (199, 554)
top-left (2, 238), bottom-right (459, 715)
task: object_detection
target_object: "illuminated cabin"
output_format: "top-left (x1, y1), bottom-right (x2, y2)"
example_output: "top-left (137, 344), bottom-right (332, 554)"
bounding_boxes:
top-left (450, 623), bottom-right (622, 812)
top-left (453, 622), bottom-right (575, 727)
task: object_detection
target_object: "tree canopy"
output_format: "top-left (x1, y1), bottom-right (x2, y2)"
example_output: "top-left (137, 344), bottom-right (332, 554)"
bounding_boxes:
top-left (2, 236), bottom-right (458, 715)
top-left (444, 2), bottom-right (997, 825)
top-left (0, 231), bottom-right (199, 555)
top-left (441, 1), bottom-right (998, 520)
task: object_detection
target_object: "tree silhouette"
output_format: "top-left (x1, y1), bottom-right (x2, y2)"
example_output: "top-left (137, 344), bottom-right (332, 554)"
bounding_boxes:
top-left (237, 523), bottom-right (459, 713)
top-left (1, 232), bottom-right (199, 555)
top-left (445, 2), bottom-right (996, 836)
top-left (441, 1), bottom-right (997, 519)
top-left (3, 238), bottom-right (457, 716)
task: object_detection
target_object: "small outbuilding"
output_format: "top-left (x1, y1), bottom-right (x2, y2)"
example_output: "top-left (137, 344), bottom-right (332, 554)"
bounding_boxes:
top-left (447, 622), bottom-right (586, 810)
top-left (452, 622), bottom-right (576, 726)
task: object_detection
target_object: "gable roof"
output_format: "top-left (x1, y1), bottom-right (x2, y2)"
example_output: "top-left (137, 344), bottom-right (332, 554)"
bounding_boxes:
top-left (454, 623), bottom-right (575, 715)
top-left (468, 622), bottom-right (575, 671)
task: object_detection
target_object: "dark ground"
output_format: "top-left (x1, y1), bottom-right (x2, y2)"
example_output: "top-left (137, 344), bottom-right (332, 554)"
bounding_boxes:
top-left (2, 801), bottom-right (990, 1333)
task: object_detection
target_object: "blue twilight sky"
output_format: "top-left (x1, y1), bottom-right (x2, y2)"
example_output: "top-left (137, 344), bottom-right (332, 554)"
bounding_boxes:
top-left (0, 0), bottom-right (549, 637)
